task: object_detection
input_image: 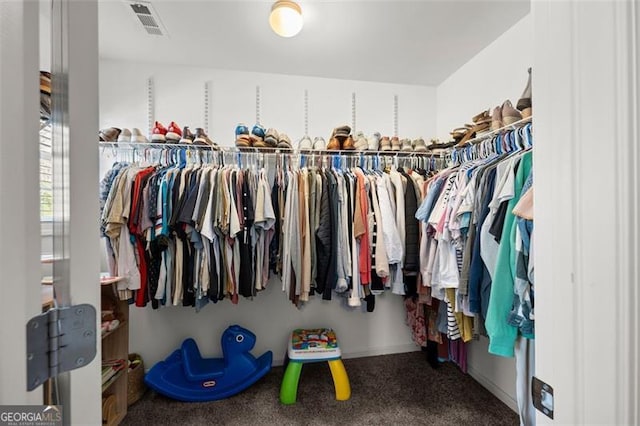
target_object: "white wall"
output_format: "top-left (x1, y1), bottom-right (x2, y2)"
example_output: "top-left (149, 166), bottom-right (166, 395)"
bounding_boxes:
top-left (99, 60), bottom-right (437, 367)
top-left (100, 60), bottom-right (435, 145)
top-left (435, 14), bottom-right (533, 412)
top-left (437, 15), bottom-right (533, 144)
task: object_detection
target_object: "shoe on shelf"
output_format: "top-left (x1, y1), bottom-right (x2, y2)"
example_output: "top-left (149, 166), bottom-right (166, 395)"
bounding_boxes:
top-left (117, 128), bottom-right (132, 143)
top-left (313, 137), bottom-right (327, 151)
top-left (334, 125), bottom-right (351, 140)
top-left (450, 125), bottom-right (471, 143)
top-left (502, 100), bottom-right (523, 125)
top-left (400, 138), bottom-right (413, 152)
top-left (517, 67), bottom-right (532, 118)
top-left (391, 136), bottom-right (401, 151)
top-left (342, 134), bottom-right (356, 150)
top-left (327, 135), bottom-right (341, 150)
top-left (353, 131), bottom-right (368, 151)
top-left (166, 121), bottom-right (182, 143)
top-left (251, 124), bottom-right (267, 147)
top-left (380, 136), bottom-right (391, 151)
top-left (194, 128), bottom-right (219, 149)
top-left (472, 109), bottom-right (490, 124)
top-left (299, 135), bottom-right (313, 151)
top-left (367, 132), bottom-right (381, 151)
top-left (491, 105), bottom-right (504, 131)
top-left (99, 127), bottom-right (121, 142)
top-left (131, 128), bottom-right (149, 143)
top-left (180, 126), bottom-right (195, 144)
top-left (235, 123), bottom-right (251, 147)
top-left (40, 71), bottom-right (51, 122)
top-left (413, 138), bottom-right (427, 152)
top-left (264, 128), bottom-right (279, 147)
top-left (151, 121), bottom-right (167, 142)
top-left (277, 133), bottom-right (293, 150)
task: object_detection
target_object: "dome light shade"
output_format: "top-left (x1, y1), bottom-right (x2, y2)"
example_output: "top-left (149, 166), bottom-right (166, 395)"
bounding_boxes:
top-left (269, 1), bottom-right (303, 38)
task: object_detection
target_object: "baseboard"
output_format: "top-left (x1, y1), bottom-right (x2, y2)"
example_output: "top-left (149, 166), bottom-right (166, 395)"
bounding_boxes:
top-left (467, 364), bottom-right (518, 413)
top-left (271, 343), bottom-right (420, 366)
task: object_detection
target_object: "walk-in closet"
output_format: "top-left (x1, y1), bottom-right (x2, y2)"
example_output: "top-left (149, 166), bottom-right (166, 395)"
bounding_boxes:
top-left (1, 1), bottom-right (638, 426)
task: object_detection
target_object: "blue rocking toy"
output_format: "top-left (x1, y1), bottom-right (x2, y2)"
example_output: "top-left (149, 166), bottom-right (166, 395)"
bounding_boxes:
top-left (145, 325), bottom-right (273, 402)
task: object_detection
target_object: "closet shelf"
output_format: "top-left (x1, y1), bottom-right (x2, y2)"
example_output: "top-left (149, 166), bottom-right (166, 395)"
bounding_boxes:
top-left (453, 116), bottom-right (532, 148)
top-left (101, 276), bottom-right (125, 286)
top-left (101, 320), bottom-right (127, 340)
top-left (99, 141), bottom-right (445, 157)
top-left (101, 368), bottom-right (125, 393)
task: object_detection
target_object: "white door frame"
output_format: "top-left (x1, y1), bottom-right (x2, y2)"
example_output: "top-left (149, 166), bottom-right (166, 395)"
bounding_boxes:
top-left (0, 0), bottom-right (42, 406)
top-left (0, 0), bottom-right (101, 424)
top-left (533, 0), bottom-right (639, 423)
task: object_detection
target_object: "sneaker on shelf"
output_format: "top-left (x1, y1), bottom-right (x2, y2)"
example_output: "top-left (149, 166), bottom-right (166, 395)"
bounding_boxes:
top-left (251, 124), bottom-right (267, 148)
top-left (264, 128), bottom-right (279, 147)
top-left (502, 100), bottom-right (522, 126)
top-left (391, 136), bottom-right (401, 151)
top-left (367, 132), bottom-right (381, 151)
top-left (342, 134), bottom-right (356, 150)
top-left (99, 127), bottom-right (121, 142)
top-left (180, 126), bottom-right (195, 144)
top-left (380, 136), bottom-right (391, 151)
top-left (194, 128), bottom-right (219, 149)
top-left (400, 138), bottom-right (413, 152)
top-left (117, 128), bottom-right (132, 143)
top-left (151, 121), bottom-right (167, 142)
top-left (131, 128), bottom-right (149, 143)
top-left (235, 123), bottom-right (251, 147)
top-left (413, 138), bottom-right (428, 152)
top-left (353, 131), bottom-right (368, 151)
top-left (313, 137), bottom-right (327, 151)
top-left (277, 133), bottom-right (293, 150)
top-left (166, 121), bottom-right (182, 143)
top-left (299, 135), bottom-right (313, 151)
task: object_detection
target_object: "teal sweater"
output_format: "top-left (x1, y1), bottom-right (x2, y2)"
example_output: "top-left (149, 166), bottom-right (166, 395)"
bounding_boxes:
top-left (486, 151), bottom-right (532, 357)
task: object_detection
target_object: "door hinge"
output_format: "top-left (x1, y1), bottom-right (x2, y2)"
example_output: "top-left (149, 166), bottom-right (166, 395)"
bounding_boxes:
top-left (26, 304), bottom-right (97, 391)
top-left (532, 376), bottom-right (554, 419)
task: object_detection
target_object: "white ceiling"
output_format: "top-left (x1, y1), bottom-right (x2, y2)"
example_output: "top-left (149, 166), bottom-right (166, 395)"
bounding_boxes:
top-left (99, 0), bottom-right (530, 86)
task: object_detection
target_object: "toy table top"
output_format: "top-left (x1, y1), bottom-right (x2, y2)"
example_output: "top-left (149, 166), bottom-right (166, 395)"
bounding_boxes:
top-left (288, 328), bottom-right (341, 361)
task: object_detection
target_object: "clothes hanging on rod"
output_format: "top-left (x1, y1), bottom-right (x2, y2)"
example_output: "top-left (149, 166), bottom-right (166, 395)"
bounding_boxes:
top-left (99, 147), bottom-right (443, 312)
top-left (413, 122), bottom-right (534, 370)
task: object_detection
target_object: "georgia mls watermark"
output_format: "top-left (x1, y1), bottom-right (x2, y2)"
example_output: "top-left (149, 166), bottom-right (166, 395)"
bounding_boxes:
top-left (0, 406), bottom-right (62, 426)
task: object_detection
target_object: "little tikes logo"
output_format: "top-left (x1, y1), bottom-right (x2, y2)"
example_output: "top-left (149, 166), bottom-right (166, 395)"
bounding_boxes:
top-left (0, 405), bottom-right (62, 426)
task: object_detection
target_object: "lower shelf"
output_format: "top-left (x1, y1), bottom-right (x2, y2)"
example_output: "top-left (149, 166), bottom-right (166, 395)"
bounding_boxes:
top-left (102, 369), bottom-right (125, 393)
top-left (105, 409), bottom-right (126, 426)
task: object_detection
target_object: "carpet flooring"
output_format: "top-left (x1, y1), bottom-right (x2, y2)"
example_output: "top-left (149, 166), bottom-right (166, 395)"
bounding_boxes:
top-left (123, 351), bottom-right (518, 426)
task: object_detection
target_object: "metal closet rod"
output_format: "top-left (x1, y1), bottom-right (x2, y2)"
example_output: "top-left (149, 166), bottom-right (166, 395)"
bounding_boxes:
top-left (98, 142), bottom-right (445, 157)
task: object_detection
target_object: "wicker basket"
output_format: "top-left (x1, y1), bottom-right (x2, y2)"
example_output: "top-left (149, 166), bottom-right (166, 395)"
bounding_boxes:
top-left (127, 353), bottom-right (146, 406)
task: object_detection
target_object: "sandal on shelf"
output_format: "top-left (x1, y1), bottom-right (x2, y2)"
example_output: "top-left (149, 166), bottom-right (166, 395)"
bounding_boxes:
top-left (313, 137), bottom-right (327, 151)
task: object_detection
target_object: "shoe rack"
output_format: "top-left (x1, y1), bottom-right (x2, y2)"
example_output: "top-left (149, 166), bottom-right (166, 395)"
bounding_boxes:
top-left (100, 277), bottom-right (129, 426)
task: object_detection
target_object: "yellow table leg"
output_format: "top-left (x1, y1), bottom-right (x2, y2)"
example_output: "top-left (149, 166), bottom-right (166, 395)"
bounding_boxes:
top-left (328, 359), bottom-right (351, 401)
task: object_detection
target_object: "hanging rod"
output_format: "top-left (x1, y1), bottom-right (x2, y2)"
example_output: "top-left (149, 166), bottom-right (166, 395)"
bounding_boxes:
top-left (452, 116), bottom-right (533, 149)
top-left (98, 142), bottom-right (445, 157)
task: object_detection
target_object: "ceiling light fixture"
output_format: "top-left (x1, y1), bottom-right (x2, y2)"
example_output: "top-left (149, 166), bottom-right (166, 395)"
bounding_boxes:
top-left (269, 0), bottom-right (303, 38)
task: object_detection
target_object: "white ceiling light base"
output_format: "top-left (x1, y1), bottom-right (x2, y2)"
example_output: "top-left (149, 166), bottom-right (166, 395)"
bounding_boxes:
top-left (269, 0), bottom-right (303, 38)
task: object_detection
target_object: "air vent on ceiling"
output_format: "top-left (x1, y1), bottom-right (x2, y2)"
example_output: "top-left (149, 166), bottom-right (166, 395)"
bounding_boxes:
top-left (125, 1), bottom-right (168, 37)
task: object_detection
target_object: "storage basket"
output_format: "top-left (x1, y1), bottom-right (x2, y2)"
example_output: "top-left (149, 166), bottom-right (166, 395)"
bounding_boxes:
top-left (127, 353), bottom-right (146, 406)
